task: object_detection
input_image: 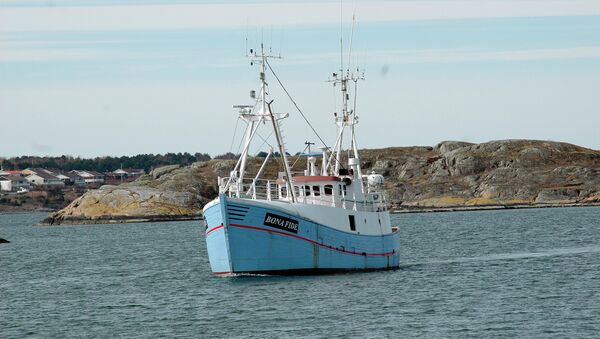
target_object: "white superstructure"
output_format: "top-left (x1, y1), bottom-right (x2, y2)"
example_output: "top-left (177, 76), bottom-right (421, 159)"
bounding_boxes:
top-left (213, 43), bottom-right (391, 236)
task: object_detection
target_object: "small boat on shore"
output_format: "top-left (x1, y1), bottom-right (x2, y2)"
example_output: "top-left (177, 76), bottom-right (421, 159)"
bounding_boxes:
top-left (202, 44), bottom-right (400, 275)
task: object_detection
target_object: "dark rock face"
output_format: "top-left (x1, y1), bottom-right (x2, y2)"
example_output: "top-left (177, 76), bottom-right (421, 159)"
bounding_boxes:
top-left (41, 140), bottom-right (600, 224)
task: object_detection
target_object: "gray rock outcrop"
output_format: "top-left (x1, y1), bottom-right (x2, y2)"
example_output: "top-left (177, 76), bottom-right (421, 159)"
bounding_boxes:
top-left (360, 140), bottom-right (600, 208)
top-left (41, 163), bottom-right (218, 225)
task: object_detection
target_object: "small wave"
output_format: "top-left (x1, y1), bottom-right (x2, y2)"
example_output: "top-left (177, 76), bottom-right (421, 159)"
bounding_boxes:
top-left (216, 272), bottom-right (272, 278)
top-left (406, 245), bottom-right (600, 267)
top-left (98, 304), bottom-right (148, 309)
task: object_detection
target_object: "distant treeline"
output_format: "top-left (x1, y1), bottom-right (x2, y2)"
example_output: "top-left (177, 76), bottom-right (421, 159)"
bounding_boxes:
top-left (1, 152), bottom-right (241, 173)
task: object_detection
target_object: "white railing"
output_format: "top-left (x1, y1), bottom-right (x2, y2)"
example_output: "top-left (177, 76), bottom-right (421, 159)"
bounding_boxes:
top-left (218, 176), bottom-right (387, 212)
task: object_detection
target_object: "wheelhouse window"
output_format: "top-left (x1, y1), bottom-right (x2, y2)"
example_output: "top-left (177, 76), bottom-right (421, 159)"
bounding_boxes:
top-left (313, 185), bottom-right (320, 196)
top-left (324, 184), bottom-right (333, 196)
top-left (304, 185), bottom-right (311, 196)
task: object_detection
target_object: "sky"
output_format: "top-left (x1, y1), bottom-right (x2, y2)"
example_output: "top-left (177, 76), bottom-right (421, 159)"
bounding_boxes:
top-left (1, 0), bottom-right (600, 158)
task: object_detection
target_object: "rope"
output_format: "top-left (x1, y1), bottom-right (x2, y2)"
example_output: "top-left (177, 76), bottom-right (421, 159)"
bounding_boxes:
top-left (290, 143), bottom-right (311, 169)
top-left (254, 130), bottom-right (275, 155)
top-left (229, 117), bottom-right (240, 153)
top-left (264, 58), bottom-right (346, 171)
top-left (236, 121), bottom-right (246, 155)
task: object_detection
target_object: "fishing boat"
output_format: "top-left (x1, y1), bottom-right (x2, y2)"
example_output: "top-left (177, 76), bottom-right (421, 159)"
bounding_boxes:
top-left (202, 44), bottom-right (400, 275)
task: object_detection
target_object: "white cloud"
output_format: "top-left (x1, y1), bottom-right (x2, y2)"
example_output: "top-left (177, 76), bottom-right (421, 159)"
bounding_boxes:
top-left (0, 47), bottom-right (107, 61)
top-left (1, 1), bottom-right (599, 32)
top-left (3, 40), bottom-right (599, 65)
top-left (363, 46), bottom-right (600, 64)
top-left (288, 46), bottom-right (600, 66)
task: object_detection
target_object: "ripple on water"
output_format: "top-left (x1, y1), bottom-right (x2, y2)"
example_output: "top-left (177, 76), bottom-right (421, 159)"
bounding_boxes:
top-left (1, 207), bottom-right (600, 337)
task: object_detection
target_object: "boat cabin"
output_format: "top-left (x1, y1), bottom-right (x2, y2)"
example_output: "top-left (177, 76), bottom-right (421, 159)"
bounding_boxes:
top-left (220, 156), bottom-right (387, 213)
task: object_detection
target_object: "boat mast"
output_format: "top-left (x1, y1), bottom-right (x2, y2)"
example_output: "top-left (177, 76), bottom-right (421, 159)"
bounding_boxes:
top-left (246, 44), bottom-right (296, 202)
top-left (256, 43), bottom-right (296, 202)
top-left (223, 43), bottom-right (290, 194)
top-left (328, 11), bottom-right (365, 188)
top-left (238, 44), bottom-right (272, 185)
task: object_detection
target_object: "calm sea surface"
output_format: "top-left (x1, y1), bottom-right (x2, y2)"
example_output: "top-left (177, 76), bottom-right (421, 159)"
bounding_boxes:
top-left (1, 207), bottom-right (600, 338)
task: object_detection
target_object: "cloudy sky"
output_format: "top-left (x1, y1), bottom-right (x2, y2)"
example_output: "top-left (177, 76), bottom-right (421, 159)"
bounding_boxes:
top-left (1, 0), bottom-right (600, 157)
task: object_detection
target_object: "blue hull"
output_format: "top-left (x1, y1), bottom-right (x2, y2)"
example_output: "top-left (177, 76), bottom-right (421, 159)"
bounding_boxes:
top-left (204, 194), bottom-right (400, 275)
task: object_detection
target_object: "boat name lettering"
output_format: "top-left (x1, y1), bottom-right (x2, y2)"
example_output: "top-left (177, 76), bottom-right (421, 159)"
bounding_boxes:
top-left (263, 213), bottom-right (299, 234)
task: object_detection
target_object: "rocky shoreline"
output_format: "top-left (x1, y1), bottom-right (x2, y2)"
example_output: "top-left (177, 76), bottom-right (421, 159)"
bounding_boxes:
top-left (393, 202), bottom-right (600, 213)
top-left (34, 139), bottom-right (600, 226)
top-left (38, 213), bottom-right (201, 226)
top-left (34, 201), bottom-right (600, 226)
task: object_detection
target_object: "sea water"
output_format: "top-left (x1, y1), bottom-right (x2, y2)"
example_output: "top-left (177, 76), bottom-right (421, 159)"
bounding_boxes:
top-left (1, 207), bottom-right (599, 337)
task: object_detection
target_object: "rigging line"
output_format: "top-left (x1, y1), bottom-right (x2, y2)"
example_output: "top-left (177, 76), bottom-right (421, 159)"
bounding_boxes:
top-left (347, 9), bottom-right (356, 71)
top-left (254, 129), bottom-right (275, 154)
top-left (290, 143), bottom-right (311, 169)
top-left (340, 0), bottom-right (343, 72)
top-left (353, 76), bottom-right (358, 115)
top-left (264, 58), bottom-right (346, 170)
top-left (235, 120), bottom-right (248, 155)
top-left (229, 117), bottom-right (241, 153)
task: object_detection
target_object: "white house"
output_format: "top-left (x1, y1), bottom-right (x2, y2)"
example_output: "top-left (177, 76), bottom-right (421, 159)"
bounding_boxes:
top-left (26, 172), bottom-right (65, 187)
top-left (0, 176), bottom-right (12, 191)
top-left (54, 173), bottom-right (70, 181)
top-left (113, 168), bottom-right (145, 176)
top-left (64, 173), bottom-right (86, 186)
top-left (112, 168), bottom-right (145, 180)
top-left (113, 169), bottom-right (128, 176)
top-left (22, 168), bottom-right (54, 176)
top-left (72, 170), bottom-right (105, 185)
top-left (1, 175), bottom-right (31, 191)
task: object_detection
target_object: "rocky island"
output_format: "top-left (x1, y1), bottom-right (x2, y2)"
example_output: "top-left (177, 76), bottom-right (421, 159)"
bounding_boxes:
top-left (40, 140), bottom-right (600, 225)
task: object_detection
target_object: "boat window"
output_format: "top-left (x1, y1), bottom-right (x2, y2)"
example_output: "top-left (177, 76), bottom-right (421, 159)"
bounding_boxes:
top-left (313, 185), bottom-right (320, 196)
top-left (294, 186), bottom-right (300, 196)
top-left (304, 185), bottom-right (311, 196)
top-left (338, 184), bottom-right (343, 196)
top-left (324, 185), bottom-right (333, 196)
top-left (349, 215), bottom-right (356, 231)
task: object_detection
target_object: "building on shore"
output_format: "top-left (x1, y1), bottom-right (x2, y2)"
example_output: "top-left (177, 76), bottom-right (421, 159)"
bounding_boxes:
top-left (63, 172), bottom-right (86, 187)
top-left (22, 168), bottom-right (54, 176)
top-left (106, 168), bottom-right (145, 184)
top-left (0, 169), bottom-right (24, 176)
top-left (23, 168), bottom-right (87, 187)
top-left (0, 174), bottom-right (31, 192)
top-left (25, 171), bottom-right (65, 188)
top-left (5, 167), bottom-right (147, 189)
top-left (71, 170), bottom-right (105, 185)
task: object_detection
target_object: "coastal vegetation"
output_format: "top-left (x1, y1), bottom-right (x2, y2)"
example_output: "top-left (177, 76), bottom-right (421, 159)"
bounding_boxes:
top-left (1, 152), bottom-right (213, 173)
